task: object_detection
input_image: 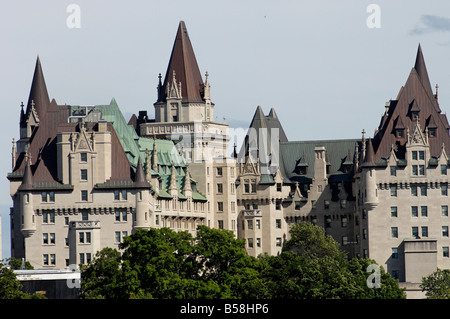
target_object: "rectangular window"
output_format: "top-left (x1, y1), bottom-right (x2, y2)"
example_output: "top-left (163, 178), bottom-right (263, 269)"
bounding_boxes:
top-left (121, 190), bottom-right (127, 200)
top-left (412, 165), bottom-right (418, 176)
top-left (256, 238), bottom-right (261, 247)
top-left (86, 232), bottom-right (91, 244)
top-left (244, 183), bottom-right (250, 194)
top-left (341, 216), bottom-right (348, 227)
top-left (390, 166), bottom-right (397, 176)
top-left (247, 220), bottom-right (253, 230)
top-left (43, 233), bottom-right (48, 244)
top-left (442, 184), bottom-right (448, 196)
top-left (411, 206), bottom-right (418, 217)
top-left (79, 232), bottom-right (85, 243)
top-left (81, 210), bottom-right (89, 221)
top-left (217, 167), bottom-right (222, 176)
top-left (419, 151), bottom-right (425, 160)
top-left (412, 151), bottom-right (418, 160)
top-left (276, 237), bottom-right (282, 247)
top-left (41, 192), bottom-right (47, 202)
top-left (79, 253), bottom-right (85, 265)
top-left (217, 183), bottom-right (223, 194)
top-left (391, 206), bottom-right (398, 217)
top-left (251, 181), bottom-right (257, 193)
top-left (411, 186), bottom-right (417, 196)
top-left (49, 192), bottom-right (55, 202)
top-left (390, 185), bottom-right (397, 197)
top-left (276, 183), bottom-right (282, 192)
top-left (442, 165), bottom-right (448, 175)
top-left (256, 219), bottom-right (261, 229)
top-left (276, 200), bottom-right (281, 210)
top-left (81, 190), bottom-right (88, 201)
top-left (421, 206), bottom-right (428, 217)
top-left (114, 190), bottom-right (120, 200)
top-left (115, 210), bottom-right (121, 221)
top-left (50, 233), bottom-right (55, 244)
top-left (217, 202), bottom-right (223, 212)
top-left (419, 165), bottom-right (425, 176)
top-left (422, 226), bottom-right (428, 237)
top-left (81, 153), bottom-right (87, 162)
top-left (276, 219), bottom-right (282, 229)
top-left (391, 227), bottom-right (398, 238)
top-left (81, 169), bottom-right (88, 181)
top-left (443, 226), bottom-right (449, 237)
top-left (392, 248), bottom-right (398, 259)
top-left (248, 238), bottom-right (254, 248)
top-left (420, 185), bottom-right (427, 196)
top-left (444, 247), bottom-right (449, 258)
top-left (443, 206), bottom-right (449, 217)
top-left (295, 201), bottom-right (301, 210)
top-left (218, 220), bottom-right (224, 230)
top-left (412, 227), bottom-right (419, 238)
top-left (43, 254), bottom-right (49, 266)
top-left (115, 231), bottom-right (121, 243)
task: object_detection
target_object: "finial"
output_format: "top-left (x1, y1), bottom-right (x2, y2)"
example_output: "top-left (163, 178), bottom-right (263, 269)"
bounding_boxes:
top-left (436, 83), bottom-right (439, 104)
top-left (20, 102), bottom-right (24, 110)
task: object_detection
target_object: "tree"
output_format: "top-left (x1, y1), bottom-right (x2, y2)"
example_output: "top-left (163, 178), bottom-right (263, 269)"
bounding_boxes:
top-left (259, 223), bottom-right (406, 299)
top-left (0, 262), bottom-right (46, 299)
top-left (420, 268), bottom-right (450, 299)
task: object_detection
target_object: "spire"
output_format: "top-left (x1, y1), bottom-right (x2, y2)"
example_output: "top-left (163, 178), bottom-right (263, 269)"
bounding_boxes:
top-left (134, 157), bottom-right (151, 188)
top-left (22, 56), bottom-right (50, 126)
top-left (362, 138), bottom-right (376, 167)
top-left (18, 159), bottom-right (33, 192)
top-left (414, 44), bottom-right (434, 97)
top-left (159, 21), bottom-right (204, 103)
top-left (152, 137), bottom-right (158, 172)
top-left (183, 165), bottom-right (192, 192)
top-left (169, 161), bottom-right (177, 191)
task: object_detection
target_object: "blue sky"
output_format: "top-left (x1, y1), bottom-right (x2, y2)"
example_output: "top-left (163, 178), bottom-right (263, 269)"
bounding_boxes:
top-left (2, 1), bottom-right (450, 258)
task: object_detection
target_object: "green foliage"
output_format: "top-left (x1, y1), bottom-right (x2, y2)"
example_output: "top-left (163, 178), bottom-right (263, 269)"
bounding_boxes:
top-left (0, 262), bottom-right (46, 299)
top-left (3, 257), bottom-right (34, 270)
top-left (80, 223), bottom-right (406, 299)
top-left (420, 269), bottom-right (450, 299)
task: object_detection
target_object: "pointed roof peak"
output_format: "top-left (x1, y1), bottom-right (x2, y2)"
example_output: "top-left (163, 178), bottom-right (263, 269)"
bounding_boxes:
top-left (18, 160), bottom-right (34, 192)
top-left (23, 56), bottom-right (50, 126)
top-left (134, 157), bottom-right (150, 188)
top-left (159, 21), bottom-right (204, 103)
top-left (362, 138), bottom-right (376, 167)
top-left (413, 44), bottom-right (433, 97)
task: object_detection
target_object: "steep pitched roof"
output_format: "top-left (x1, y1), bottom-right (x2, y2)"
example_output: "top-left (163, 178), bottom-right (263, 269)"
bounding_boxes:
top-left (373, 45), bottom-right (450, 159)
top-left (158, 21), bottom-right (205, 103)
top-left (21, 56), bottom-right (50, 127)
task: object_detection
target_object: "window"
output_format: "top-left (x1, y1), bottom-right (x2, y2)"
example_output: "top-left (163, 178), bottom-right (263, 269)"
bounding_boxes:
top-left (390, 166), bottom-right (397, 176)
top-left (79, 253), bottom-right (85, 265)
top-left (256, 238), bottom-right (261, 247)
top-left (81, 153), bottom-right (87, 162)
top-left (342, 237), bottom-right (348, 246)
top-left (256, 219), bottom-right (261, 229)
top-left (392, 270), bottom-right (399, 279)
top-left (81, 210), bottom-right (89, 221)
top-left (43, 233), bottom-right (48, 244)
top-left (443, 226), bottom-right (449, 237)
top-left (86, 232), bottom-right (91, 244)
top-left (247, 220), bottom-right (253, 230)
top-left (442, 184), bottom-right (448, 196)
top-left (419, 165), bottom-right (425, 176)
top-left (41, 191), bottom-right (55, 202)
top-left (412, 165), bottom-right (418, 176)
top-left (251, 181), bottom-right (256, 193)
top-left (442, 165), bottom-right (448, 175)
top-left (325, 216), bottom-right (332, 228)
top-left (216, 167), bottom-right (222, 176)
top-left (50, 233), bottom-right (55, 244)
top-left (390, 185), bottom-right (397, 197)
top-left (391, 227), bottom-right (398, 238)
top-left (43, 254), bottom-right (49, 266)
top-left (218, 220), bottom-right (224, 230)
top-left (392, 248), bottom-right (398, 259)
top-left (276, 183), bottom-right (282, 192)
top-left (81, 169), bottom-right (88, 181)
top-left (444, 247), bottom-right (449, 258)
top-left (276, 200), bottom-right (281, 210)
top-left (43, 211), bottom-right (55, 224)
top-left (276, 237), bottom-right (282, 247)
top-left (81, 190), bottom-right (88, 201)
top-left (217, 183), bottom-right (223, 194)
top-left (324, 200), bottom-right (330, 210)
top-left (244, 182), bottom-right (250, 194)
top-left (295, 201), bottom-right (301, 210)
top-left (411, 206), bottom-right (418, 217)
top-left (114, 190), bottom-right (120, 200)
top-left (341, 216), bottom-right (348, 227)
top-left (412, 151), bottom-right (418, 160)
top-left (248, 238), bottom-right (254, 248)
top-left (115, 231), bottom-right (121, 243)
top-left (391, 206), bottom-right (398, 217)
top-left (115, 209), bottom-right (127, 222)
top-left (419, 151), bottom-right (425, 160)
top-left (65, 217), bottom-right (69, 225)
top-left (421, 206), bottom-right (428, 217)
top-left (429, 128), bottom-right (437, 137)
top-left (420, 185), bottom-right (427, 196)
top-left (397, 129), bottom-right (404, 138)
top-left (79, 232), bottom-right (85, 244)
top-left (276, 219), bottom-right (282, 229)
top-left (412, 227), bottom-right (419, 238)
top-left (411, 186), bottom-right (417, 196)
top-left (443, 206), bottom-right (449, 217)
top-left (422, 226), bottom-right (428, 237)
top-left (217, 202), bottom-right (223, 212)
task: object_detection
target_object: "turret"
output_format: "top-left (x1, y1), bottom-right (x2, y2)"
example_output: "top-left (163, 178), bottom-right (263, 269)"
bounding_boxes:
top-left (134, 158), bottom-right (151, 230)
top-left (361, 138), bottom-right (378, 210)
top-left (18, 158), bottom-right (36, 237)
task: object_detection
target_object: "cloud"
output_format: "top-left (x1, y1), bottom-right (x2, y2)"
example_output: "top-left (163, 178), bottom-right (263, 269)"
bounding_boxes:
top-left (410, 14), bottom-right (450, 35)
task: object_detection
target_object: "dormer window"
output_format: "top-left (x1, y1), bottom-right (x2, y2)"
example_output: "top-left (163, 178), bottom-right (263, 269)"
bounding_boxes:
top-left (412, 111), bottom-right (419, 120)
top-left (429, 128), bottom-right (436, 137)
top-left (396, 129), bottom-right (404, 138)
